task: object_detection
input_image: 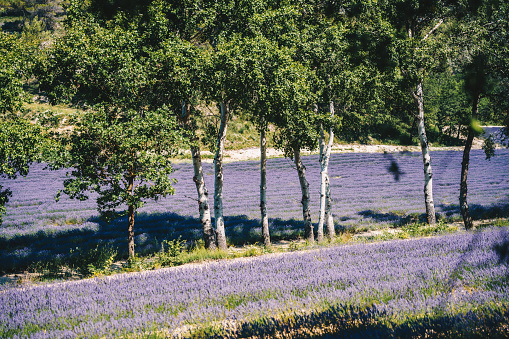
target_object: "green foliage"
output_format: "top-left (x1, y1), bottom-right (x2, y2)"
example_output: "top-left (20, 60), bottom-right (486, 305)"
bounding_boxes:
top-left (482, 134), bottom-right (496, 160)
top-left (58, 107), bottom-right (184, 222)
top-left (401, 221), bottom-right (457, 237)
top-left (425, 71), bottom-right (471, 143)
top-left (69, 244), bottom-right (117, 277)
top-left (157, 238), bottom-right (185, 267)
top-left (0, 0), bottom-right (65, 33)
top-left (0, 118), bottom-right (44, 224)
top-left (0, 27), bottom-right (48, 226)
top-left (0, 31), bottom-right (25, 116)
top-left (0, 119), bottom-right (42, 178)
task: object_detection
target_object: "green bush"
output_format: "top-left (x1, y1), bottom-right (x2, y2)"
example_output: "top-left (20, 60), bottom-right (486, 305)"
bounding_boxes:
top-left (68, 244), bottom-right (117, 277)
top-left (157, 238), bottom-right (185, 267)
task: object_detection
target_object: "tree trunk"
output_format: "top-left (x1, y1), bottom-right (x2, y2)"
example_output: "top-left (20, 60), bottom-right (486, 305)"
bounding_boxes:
top-left (127, 176), bottom-right (135, 259)
top-left (317, 102), bottom-right (335, 242)
top-left (325, 175), bottom-right (335, 239)
top-left (317, 123), bottom-right (326, 242)
top-left (214, 101), bottom-right (229, 250)
top-left (325, 102), bottom-right (335, 239)
top-left (293, 144), bottom-right (314, 242)
top-left (415, 81), bottom-right (436, 225)
top-left (460, 94), bottom-right (480, 230)
top-left (260, 119), bottom-right (270, 246)
top-left (191, 144), bottom-right (216, 249)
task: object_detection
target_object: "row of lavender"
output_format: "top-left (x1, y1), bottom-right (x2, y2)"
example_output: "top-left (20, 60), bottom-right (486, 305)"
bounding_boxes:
top-left (1, 227), bottom-right (508, 338)
top-left (3, 148), bottom-right (509, 233)
top-left (0, 149), bottom-right (508, 270)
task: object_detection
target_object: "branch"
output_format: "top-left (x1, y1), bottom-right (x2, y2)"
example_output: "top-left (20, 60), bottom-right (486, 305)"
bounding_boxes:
top-left (423, 19), bottom-right (444, 40)
top-left (184, 195), bottom-right (199, 202)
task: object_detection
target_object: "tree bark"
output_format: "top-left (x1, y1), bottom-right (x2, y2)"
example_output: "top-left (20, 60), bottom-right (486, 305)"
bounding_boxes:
top-left (325, 175), bottom-right (335, 239)
top-left (293, 144), bottom-right (314, 242)
top-left (191, 144), bottom-right (216, 249)
top-left (415, 81), bottom-right (436, 225)
top-left (460, 94), bottom-right (480, 230)
top-left (325, 102), bottom-right (335, 239)
top-left (214, 101), bottom-right (229, 250)
top-left (317, 123), bottom-right (326, 242)
top-left (317, 102), bottom-right (335, 242)
top-left (127, 176), bottom-right (135, 259)
top-left (260, 119), bottom-right (270, 246)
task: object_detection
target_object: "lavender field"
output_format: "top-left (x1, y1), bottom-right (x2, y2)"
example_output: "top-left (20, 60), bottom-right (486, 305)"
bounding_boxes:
top-left (2, 227), bottom-right (509, 338)
top-left (1, 149), bottom-right (508, 271)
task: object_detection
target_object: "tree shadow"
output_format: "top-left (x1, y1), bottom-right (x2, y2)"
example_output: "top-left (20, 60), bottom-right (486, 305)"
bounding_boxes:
top-left (383, 152), bottom-right (405, 181)
top-left (225, 216), bottom-right (305, 245)
top-left (493, 227), bottom-right (509, 265)
top-left (210, 302), bottom-right (509, 338)
top-left (436, 203), bottom-right (509, 220)
top-left (357, 209), bottom-right (427, 225)
top-left (356, 203), bottom-right (509, 227)
top-left (0, 211), bottom-right (309, 273)
top-left (216, 226), bottom-right (509, 338)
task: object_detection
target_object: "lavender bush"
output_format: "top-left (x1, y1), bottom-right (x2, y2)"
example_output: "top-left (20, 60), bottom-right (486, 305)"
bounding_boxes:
top-left (1, 149), bottom-right (508, 271)
top-left (1, 227), bottom-right (508, 338)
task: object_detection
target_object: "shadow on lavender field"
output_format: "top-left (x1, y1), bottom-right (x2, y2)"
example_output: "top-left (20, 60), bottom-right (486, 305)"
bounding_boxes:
top-left (214, 227), bottom-right (509, 339)
top-left (2, 202), bottom-right (509, 275)
top-left (357, 203), bottom-right (509, 226)
top-left (0, 211), bottom-right (310, 273)
top-left (219, 302), bottom-right (509, 338)
top-left (1, 148), bottom-right (508, 275)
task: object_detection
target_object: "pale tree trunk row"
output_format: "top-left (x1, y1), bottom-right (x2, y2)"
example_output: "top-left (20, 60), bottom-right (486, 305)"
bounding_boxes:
top-left (127, 175), bottom-right (135, 259)
top-left (317, 101), bottom-right (335, 242)
top-left (191, 144), bottom-right (216, 249)
top-left (214, 101), bottom-right (229, 250)
top-left (293, 144), bottom-right (314, 242)
top-left (325, 174), bottom-right (335, 239)
top-left (409, 21), bottom-right (443, 226)
top-left (260, 118), bottom-right (270, 246)
top-left (414, 81), bottom-right (437, 225)
top-left (181, 102), bottom-right (216, 250)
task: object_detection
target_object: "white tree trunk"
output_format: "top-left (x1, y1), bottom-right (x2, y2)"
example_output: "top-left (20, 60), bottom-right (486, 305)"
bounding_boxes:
top-left (415, 81), bottom-right (436, 225)
top-left (214, 101), bottom-right (229, 250)
top-left (191, 144), bottom-right (216, 249)
top-left (293, 144), bottom-right (314, 242)
top-left (317, 124), bottom-right (326, 242)
top-left (317, 102), bottom-right (335, 242)
top-left (325, 175), bottom-right (335, 239)
top-left (127, 176), bottom-right (135, 259)
top-left (260, 120), bottom-right (270, 246)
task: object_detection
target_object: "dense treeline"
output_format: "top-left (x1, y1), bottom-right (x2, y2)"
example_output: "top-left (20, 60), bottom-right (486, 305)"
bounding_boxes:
top-left (0, 0), bottom-right (508, 257)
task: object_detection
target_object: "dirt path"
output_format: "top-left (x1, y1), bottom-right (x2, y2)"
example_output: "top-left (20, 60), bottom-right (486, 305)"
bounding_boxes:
top-left (219, 141), bottom-right (486, 162)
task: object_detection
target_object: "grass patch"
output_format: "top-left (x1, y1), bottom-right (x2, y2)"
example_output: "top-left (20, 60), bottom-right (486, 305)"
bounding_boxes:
top-left (9, 217), bottom-right (509, 283)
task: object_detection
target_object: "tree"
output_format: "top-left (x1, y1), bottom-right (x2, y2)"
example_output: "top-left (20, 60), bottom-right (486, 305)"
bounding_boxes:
top-left (452, 0), bottom-right (509, 229)
top-left (0, 31), bottom-right (25, 117)
top-left (318, 102), bottom-right (335, 241)
top-left (0, 119), bottom-right (43, 224)
top-left (304, 20), bottom-right (347, 242)
top-left (203, 34), bottom-right (262, 249)
top-left (233, 34), bottom-right (317, 246)
top-left (58, 108), bottom-right (183, 259)
top-left (0, 30), bottom-right (44, 225)
top-left (38, 6), bottom-right (186, 258)
top-left (425, 71), bottom-right (471, 144)
top-left (250, 1), bottom-right (329, 243)
top-left (460, 55), bottom-right (488, 229)
top-left (375, 0), bottom-right (455, 225)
